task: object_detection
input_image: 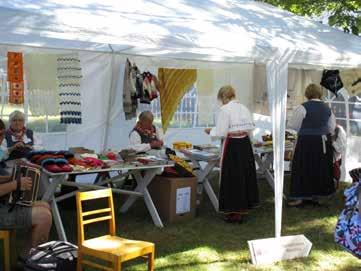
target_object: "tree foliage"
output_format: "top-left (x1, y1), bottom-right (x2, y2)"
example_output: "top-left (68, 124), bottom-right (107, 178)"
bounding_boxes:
top-left (257, 0), bottom-right (361, 35)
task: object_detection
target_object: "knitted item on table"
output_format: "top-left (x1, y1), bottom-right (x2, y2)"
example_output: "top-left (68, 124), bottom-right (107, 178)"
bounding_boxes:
top-left (57, 53), bottom-right (82, 124)
top-left (7, 52), bottom-right (24, 104)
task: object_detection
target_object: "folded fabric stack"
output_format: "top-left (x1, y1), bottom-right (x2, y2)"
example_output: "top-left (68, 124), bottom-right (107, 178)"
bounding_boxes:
top-left (27, 151), bottom-right (74, 173)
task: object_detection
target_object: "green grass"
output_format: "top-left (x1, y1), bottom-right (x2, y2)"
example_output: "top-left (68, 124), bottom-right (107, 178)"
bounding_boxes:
top-left (1, 176), bottom-right (360, 271)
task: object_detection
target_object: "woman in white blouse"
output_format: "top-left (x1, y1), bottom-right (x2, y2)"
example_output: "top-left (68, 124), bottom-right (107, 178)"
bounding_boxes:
top-left (205, 85), bottom-right (259, 223)
top-left (288, 84), bottom-right (336, 206)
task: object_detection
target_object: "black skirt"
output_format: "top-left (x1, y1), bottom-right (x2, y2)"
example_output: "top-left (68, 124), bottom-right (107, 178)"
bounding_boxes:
top-left (219, 136), bottom-right (259, 214)
top-left (289, 134), bottom-right (335, 200)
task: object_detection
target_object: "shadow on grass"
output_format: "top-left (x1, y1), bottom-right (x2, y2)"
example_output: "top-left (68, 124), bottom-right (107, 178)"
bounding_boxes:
top-left (42, 175), bottom-right (358, 271)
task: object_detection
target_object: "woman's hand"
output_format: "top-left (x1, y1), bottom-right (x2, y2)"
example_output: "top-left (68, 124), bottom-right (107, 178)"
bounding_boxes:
top-left (20, 177), bottom-right (32, 191)
top-left (204, 128), bottom-right (211, 135)
top-left (9, 142), bottom-right (25, 153)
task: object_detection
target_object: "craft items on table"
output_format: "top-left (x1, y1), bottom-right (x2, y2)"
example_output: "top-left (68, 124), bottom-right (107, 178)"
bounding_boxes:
top-left (27, 151), bottom-right (75, 173)
top-left (172, 141), bottom-right (192, 151)
top-left (158, 68), bottom-right (197, 132)
top-left (7, 52), bottom-right (24, 104)
top-left (57, 53), bottom-right (82, 124)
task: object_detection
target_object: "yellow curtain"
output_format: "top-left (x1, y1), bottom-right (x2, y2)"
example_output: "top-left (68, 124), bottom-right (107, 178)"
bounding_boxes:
top-left (158, 68), bottom-right (197, 132)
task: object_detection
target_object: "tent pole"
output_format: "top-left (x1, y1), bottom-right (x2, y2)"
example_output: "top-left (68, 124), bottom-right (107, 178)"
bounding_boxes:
top-left (102, 44), bottom-right (116, 151)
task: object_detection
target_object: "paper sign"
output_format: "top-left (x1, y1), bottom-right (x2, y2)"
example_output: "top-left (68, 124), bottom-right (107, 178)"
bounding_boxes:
top-left (176, 187), bottom-right (191, 214)
top-left (248, 235), bottom-right (312, 265)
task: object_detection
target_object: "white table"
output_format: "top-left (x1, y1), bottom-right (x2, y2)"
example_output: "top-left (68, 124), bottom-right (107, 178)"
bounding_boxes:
top-left (41, 163), bottom-right (173, 241)
top-left (181, 145), bottom-right (291, 212)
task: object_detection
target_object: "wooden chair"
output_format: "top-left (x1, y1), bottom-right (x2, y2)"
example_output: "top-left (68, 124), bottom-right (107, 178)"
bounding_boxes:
top-left (76, 188), bottom-right (155, 271)
top-left (0, 230), bottom-right (10, 271)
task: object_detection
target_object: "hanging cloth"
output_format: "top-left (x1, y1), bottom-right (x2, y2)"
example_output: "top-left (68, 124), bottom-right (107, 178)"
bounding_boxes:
top-left (320, 70), bottom-right (343, 96)
top-left (158, 68), bottom-right (197, 132)
top-left (196, 69), bottom-right (215, 125)
top-left (340, 69), bottom-right (361, 97)
top-left (123, 59), bottom-right (137, 120)
top-left (24, 53), bottom-right (59, 116)
top-left (57, 53), bottom-right (82, 124)
top-left (7, 52), bottom-right (24, 104)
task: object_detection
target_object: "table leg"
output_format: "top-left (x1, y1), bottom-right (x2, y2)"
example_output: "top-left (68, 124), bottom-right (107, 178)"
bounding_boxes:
top-left (51, 196), bottom-right (67, 241)
top-left (191, 159), bottom-right (219, 212)
top-left (143, 188), bottom-right (163, 227)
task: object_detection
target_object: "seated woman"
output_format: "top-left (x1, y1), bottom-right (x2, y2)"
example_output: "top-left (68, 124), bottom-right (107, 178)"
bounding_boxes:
top-left (6, 110), bottom-right (43, 160)
top-left (129, 111), bottom-right (164, 153)
top-left (0, 119), bottom-right (52, 261)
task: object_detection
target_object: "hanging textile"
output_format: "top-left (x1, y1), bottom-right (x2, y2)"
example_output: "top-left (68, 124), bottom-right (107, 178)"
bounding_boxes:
top-left (123, 58), bottom-right (137, 120)
top-left (197, 69), bottom-right (216, 125)
top-left (24, 53), bottom-right (59, 116)
top-left (340, 69), bottom-right (361, 97)
top-left (141, 71), bottom-right (159, 104)
top-left (158, 68), bottom-right (197, 132)
top-left (57, 53), bottom-right (82, 124)
top-left (28, 89), bottom-right (60, 116)
top-left (0, 71), bottom-right (7, 106)
top-left (7, 52), bottom-right (24, 104)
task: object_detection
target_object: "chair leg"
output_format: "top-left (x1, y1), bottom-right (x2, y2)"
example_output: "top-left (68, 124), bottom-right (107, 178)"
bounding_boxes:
top-left (76, 252), bottom-right (82, 271)
top-left (148, 252), bottom-right (154, 271)
top-left (3, 232), bottom-right (10, 271)
top-left (114, 258), bottom-right (121, 271)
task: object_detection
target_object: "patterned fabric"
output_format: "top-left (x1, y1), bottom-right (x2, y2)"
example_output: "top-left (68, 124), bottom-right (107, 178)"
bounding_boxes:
top-left (123, 58), bottom-right (138, 120)
top-left (335, 181), bottom-right (361, 258)
top-left (57, 53), bottom-right (82, 124)
top-left (7, 52), bottom-right (24, 104)
top-left (158, 68), bottom-right (197, 132)
top-left (350, 168), bottom-right (361, 183)
top-left (24, 53), bottom-right (59, 116)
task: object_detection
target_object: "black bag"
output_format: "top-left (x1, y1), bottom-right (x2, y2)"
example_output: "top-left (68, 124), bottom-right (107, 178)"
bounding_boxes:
top-left (320, 69), bottom-right (343, 96)
top-left (24, 241), bottom-right (78, 271)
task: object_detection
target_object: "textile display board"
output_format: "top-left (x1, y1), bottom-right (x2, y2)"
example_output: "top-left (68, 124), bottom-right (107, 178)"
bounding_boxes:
top-left (7, 52), bottom-right (24, 104)
top-left (158, 68), bottom-right (197, 132)
top-left (24, 53), bottom-right (59, 116)
top-left (57, 53), bottom-right (82, 124)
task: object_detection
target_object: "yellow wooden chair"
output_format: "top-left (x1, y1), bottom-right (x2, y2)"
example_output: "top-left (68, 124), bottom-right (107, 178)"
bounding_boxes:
top-left (76, 188), bottom-right (155, 271)
top-left (0, 230), bottom-right (10, 271)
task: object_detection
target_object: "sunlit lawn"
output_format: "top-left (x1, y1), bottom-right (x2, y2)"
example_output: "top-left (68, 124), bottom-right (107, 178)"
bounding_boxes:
top-left (1, 175), bottom-right (360, 271)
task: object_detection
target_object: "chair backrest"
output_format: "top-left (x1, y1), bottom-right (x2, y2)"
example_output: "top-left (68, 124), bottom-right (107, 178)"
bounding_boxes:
top-left (76, 188), bottom-right (116, 245)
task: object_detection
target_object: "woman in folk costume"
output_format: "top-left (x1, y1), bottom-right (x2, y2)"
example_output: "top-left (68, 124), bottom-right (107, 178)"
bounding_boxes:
top-left (129, 111), bottom-right (164, 153)
top-left (288, 84), bottom-right (336, 206)
top-left (5, 110), bottom-right (43, 160)
top-left (205, 85), bottom-right (259, 223)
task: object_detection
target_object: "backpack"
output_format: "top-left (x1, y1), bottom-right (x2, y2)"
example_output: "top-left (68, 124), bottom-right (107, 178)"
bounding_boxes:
top-left (24, 241), bottom-right (78, 271)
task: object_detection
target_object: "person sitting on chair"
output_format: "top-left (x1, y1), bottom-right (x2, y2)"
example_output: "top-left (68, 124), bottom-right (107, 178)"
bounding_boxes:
top-left (5, 110), bottom-right (43, 160)
top-left (0, 119), bottom-right (52, 260)
top-left (129, 111), bottom-right (164, 153)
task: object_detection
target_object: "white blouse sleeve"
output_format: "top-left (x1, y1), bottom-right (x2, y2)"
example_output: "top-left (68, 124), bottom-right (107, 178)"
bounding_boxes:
top-left (287, 105), bottom-right (306, 132)
top-left (0, 141), bottom-right (9, 161)
top-left (327, 112), bottom-right (337, 134)
top-left (210, 109), bottom-right (230, 138)
top-left (333, 127), bottom-right (347, 154)
top-left (156, 128), bottom-right (164, 141)
top-left (129, 131), bottom-right (151, 153)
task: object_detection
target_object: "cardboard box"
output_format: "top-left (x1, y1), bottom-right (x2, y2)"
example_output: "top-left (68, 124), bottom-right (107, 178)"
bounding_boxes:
top-left (69, 147), bottom-right (95, 154)
top-left (149, 176), bottom-right (197, 223)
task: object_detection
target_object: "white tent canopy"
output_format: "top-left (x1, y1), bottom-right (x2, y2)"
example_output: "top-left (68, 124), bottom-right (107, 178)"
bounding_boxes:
top-left (1, 0), bottom-right (360, 238)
